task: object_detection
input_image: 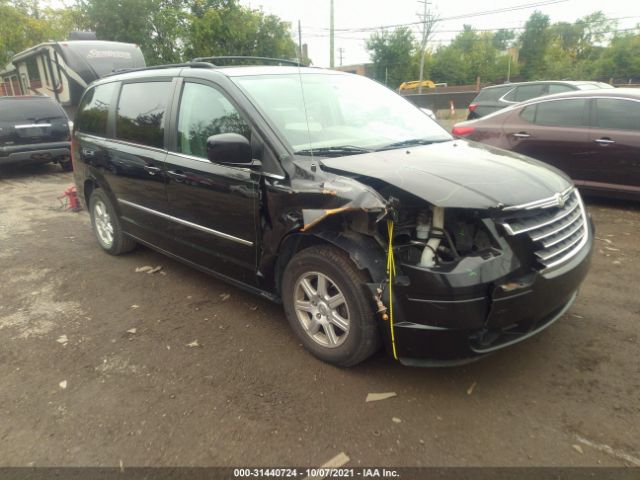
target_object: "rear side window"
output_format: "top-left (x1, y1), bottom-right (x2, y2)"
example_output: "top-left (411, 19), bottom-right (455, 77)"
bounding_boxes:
top-left (76, 83), bottom-right (117, 136)
top-left (511, 84), bottom-right (546, 102)
top-left (532, 99), bottom-right (588, 127)
top-left (116, 82), bottom-right (171, 148)
top-left (520, 105), bottom-right (536, 123)
top-left (475, 86), bottom-right (512, 102)
top-left (595, 99), bottom-right (640, 131)
top-left (0, 98), bottom-right (66, 122)
top-left (548, 84), bottom-right (574, 95)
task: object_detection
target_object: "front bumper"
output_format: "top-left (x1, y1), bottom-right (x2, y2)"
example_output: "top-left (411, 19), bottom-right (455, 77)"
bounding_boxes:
top-left (380, 217), bottom-right (594, 365)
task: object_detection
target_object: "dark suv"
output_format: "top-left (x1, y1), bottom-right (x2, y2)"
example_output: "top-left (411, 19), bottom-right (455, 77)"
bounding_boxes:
top-left (0, 96), bottom-right (71, 170)
top-left (467, 80), bottom-right (613, 119)
top-left (72, 59), bottom-right (593, 367)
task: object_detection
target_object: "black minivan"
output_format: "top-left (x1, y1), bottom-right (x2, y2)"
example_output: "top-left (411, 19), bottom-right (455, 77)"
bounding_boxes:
top-left (72, 59), bottom-right (593, 367)
top-left (0, 95), bottom-right (71, 170)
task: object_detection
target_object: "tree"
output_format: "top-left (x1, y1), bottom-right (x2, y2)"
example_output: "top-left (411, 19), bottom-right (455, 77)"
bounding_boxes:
top-left (79, 0), bottom-right (187, 65)
top-left (595, 31), bottom-right (640, 81)
top-left (519, 11), bottom-right (550, 79)
top-left (184, 0), bottom-right (297, 61)
top-left (429, 44), bottom-right (469, 84)
top-left (0, 0), bottom-right (75, 65)
top-left (492, 29), bottom-right (515, 51)
top-left (365, 27), bottom-right (417, 89)
top-left (428, 26), bottom-right (510, 85)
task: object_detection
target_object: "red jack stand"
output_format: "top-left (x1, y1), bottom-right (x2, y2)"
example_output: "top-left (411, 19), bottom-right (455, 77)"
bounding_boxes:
top-left (58, 185), bottom-right (82, 212)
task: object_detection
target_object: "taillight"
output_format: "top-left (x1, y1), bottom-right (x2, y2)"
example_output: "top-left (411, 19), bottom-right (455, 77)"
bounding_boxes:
top-left (468, 103), bottom-right (478, 112)
top-left (452, 126), bottom-right (475, 137)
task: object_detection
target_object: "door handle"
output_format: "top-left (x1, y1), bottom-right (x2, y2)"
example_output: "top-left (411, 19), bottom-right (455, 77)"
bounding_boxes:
top-left (167, 170), bottom-right (188, 182)
top-left (594, 138), bottom-right (615, 146)
top-left (144, 165), bottom-right (162, 175)
top-left (512, 132), bottom-right (531, 139)
top-left (81, 148), bottom-right (96, 158)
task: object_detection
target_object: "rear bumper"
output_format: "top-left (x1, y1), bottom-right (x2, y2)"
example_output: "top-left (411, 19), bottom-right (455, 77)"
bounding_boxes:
top-left (0, 143), bottom-right (70, 166)
top-left (382, 217), bottom-right (594, 365)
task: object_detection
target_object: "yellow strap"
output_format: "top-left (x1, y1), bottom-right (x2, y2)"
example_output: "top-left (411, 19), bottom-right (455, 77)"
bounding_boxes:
top-left (386, 219), bottom-right (398, 360)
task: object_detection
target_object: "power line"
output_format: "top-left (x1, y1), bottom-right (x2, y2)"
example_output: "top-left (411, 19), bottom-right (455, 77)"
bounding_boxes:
top-left (302, 16), bottom-right (640, 41)
top-left (301, 13), bottom-right (640, 34)
top-left (307, 0), bottom-right (570, 32)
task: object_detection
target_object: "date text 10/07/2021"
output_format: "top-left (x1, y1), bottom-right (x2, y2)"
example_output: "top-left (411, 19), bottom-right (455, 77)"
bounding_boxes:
top-left (233, 468), bottom-right (400, 478)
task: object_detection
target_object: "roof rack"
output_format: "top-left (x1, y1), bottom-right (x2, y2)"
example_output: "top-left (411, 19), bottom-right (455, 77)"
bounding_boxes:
top-left (102, 56), bottom-right (303, 79)
top-left (192, 56), bottom-right (303, 67)
top-left (104, 61), bottom-right (215, 77)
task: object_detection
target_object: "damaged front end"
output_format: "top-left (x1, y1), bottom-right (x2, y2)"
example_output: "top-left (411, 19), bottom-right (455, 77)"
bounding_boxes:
top-left (288, 168), bottom-right (592, 365)
top-left (375, 187), bottom-right (592, 365)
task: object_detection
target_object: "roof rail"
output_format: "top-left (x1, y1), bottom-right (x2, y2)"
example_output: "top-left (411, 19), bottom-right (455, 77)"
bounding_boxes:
top-left (104, 61), bottom-right (215, 78)
top-left (192, 56), bottom-right (303, 67)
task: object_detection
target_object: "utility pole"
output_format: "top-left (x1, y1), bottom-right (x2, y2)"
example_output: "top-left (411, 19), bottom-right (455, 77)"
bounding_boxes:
top-left (330, 0), bottom-right (335, 68)
top-left (338, 47), bottom-right (344, 66)
top-left (298, 20), bottom-right (303, 64)
top-left (417, 0), bottom-right (437, 94)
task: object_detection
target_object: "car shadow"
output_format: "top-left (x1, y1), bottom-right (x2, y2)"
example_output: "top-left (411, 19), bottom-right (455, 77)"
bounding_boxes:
top-left (581, 193), bottom-right (640, 212)
top-left (0, 162), bottom-right (69, 179)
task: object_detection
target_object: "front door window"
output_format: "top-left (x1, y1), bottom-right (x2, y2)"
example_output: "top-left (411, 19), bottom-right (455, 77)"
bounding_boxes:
top-left (177, 82), bottom-right (250, 158)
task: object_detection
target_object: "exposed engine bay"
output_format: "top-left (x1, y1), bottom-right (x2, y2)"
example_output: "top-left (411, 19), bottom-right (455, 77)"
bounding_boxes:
top-left (364, 184), bottom-right (498, 270)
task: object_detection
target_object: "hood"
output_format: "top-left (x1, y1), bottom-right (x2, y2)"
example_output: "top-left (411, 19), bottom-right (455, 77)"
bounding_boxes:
top-left (319, 139), bottom-right (572, 210)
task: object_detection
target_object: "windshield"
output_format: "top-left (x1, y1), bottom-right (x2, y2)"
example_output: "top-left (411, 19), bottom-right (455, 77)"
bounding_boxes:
top-left (233, 73), bottom-right (451, 155)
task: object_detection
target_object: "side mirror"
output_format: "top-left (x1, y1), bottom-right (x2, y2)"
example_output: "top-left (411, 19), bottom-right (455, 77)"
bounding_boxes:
top-left (206, 133), bottom-right (252, 166)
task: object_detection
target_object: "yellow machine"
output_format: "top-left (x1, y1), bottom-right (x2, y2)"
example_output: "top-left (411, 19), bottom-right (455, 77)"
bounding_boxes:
top-left (398, 79), bottom-right (435, 92)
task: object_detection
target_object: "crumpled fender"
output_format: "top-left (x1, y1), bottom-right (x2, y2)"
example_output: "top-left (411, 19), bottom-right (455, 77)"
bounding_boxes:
top-left (298, 175), bottom-right (388, 231)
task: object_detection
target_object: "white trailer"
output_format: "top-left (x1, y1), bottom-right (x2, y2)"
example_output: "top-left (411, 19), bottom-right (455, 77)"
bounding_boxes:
top-left (1, 40), bottom-right (145, 117)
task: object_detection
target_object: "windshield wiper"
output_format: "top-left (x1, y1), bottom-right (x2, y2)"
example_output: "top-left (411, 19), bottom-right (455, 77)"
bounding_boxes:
top-left (295, 145), bottom-right (373, 157)
top-left (375, 138), bottom-right (447, 151)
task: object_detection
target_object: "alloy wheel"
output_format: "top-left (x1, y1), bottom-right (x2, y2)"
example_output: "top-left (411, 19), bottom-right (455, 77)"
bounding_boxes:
top-left (293, 271), bottom-right (350, 348)
top-left (93, 199), bottom-right (114, 248)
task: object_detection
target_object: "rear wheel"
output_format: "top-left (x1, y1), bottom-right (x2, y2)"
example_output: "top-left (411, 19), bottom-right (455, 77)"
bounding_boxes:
top-left (89, 189), bottom-right (136, 255)
top-left (282, 245), bottom-right (380, 367)
top-left (59, 157), bottom-right (72, 172)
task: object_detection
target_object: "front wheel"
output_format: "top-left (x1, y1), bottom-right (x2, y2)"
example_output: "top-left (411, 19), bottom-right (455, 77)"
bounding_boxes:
top-left (282, 245), bottom-right (381, 367)
top-left (89, 189), bottom-right (136, 255)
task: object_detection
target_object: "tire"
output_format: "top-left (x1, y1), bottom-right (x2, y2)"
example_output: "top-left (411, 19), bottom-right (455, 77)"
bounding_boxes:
top-left (89, 189), bottom-right (136, 255)
top-left (59, 158), bottom-right (73, 172)
top-left (282, 245), bottom-right (381, 367)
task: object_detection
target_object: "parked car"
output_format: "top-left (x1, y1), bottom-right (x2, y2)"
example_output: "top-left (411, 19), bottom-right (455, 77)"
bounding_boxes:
top-left (467, 80), bottom-right (613, 119)
top-left (453, 88), bottom-right (640, 200)
top-left (72, 59), bottom-right (593, 367)
top-left (0, 95), bottom-right (71, 170)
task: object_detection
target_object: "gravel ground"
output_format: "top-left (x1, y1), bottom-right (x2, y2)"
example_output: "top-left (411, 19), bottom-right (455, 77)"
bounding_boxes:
top-left (0, 163), bottom-right (639, 468)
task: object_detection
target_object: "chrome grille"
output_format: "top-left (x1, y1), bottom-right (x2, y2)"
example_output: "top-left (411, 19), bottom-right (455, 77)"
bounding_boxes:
top-left (500, 189), bottom-right (588, 269)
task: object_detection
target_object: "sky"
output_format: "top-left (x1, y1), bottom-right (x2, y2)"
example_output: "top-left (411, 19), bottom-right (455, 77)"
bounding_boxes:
top-left (241, 0), bottom-right (640, 68)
